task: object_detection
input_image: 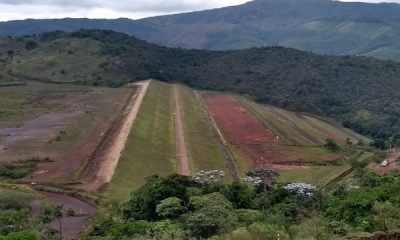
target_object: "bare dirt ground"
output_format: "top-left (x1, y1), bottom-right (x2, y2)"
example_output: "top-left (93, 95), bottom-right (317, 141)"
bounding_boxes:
top-left (79, 80), bottom-right (150, 192)
top-left (204, 94), bottom-right (283, 168)
top-left (23, 87), bottom-right (136, 184)
top-left (173, 85), bottom-right (191, 176)
top-left (0, 111), bottom-right (82, 162)
top-left (376, 150), bottom-right (400, 175)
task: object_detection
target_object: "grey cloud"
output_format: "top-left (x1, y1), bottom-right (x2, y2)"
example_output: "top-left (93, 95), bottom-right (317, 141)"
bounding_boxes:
top-left (0, 0), bottom-right (251, 21)
top-left (0, 0), bottom-right (222, 12)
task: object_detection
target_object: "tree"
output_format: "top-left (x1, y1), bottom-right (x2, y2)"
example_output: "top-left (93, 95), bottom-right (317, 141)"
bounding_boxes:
top-left (185, 193), bottom-right (238, 238)
top-left (372, 201), bottom-right (400, 232)
top-left (121, 175), bottom-right (197, 221)
top-left (324, 139), bottom-right (340, 152)
top-left (224, 182), bottom-right (255, 209)
top-left (156, 197), bottom-right (186, 219)
top-left (6, 50), bottom-right (14, 63)
top-left (247, 168), bottom-right (279, 191)
top-left (54, 205), bottom-right (75, 239)
top-left (25, 41), bottom-right (38, 50)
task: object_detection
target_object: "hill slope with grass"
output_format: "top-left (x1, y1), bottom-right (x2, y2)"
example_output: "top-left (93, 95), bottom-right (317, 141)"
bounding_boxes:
top-left (2, 0), bottom-right (400, 61)
top-left (1, 30), bottom-right (400, 146)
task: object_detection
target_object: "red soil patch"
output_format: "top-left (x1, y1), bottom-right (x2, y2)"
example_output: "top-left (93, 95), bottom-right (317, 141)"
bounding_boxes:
top-left (204, 94), bottom-right (277, 145)
top-left (204, 94), bottom-right (287, 168)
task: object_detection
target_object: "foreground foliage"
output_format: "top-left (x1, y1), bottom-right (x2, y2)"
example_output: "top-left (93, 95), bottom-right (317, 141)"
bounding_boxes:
top-left (88, 168), bottom-right (400, 239)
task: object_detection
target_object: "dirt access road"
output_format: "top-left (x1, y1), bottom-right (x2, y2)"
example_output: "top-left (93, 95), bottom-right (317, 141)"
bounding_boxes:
top-left (376, 150), bottom-right (400, 175)
top-left (81, 80), bottom-right (150, 191)
top-left (173, 85), bottom-right (191, 176)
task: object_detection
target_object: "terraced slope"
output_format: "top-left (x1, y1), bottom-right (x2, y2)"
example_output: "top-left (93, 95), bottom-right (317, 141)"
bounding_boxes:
top-left (236, 96), bottom-right (370, 146)
top-left (202, 93), bottom-right (374, 186)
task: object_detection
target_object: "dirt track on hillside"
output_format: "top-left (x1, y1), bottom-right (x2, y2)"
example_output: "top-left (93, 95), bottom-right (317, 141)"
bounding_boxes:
top-left (80, 81), bottom-right (150, 191)
top-left (174, 86), bottom-right (191, 176)
top-left (376, 150), bottom-right (400, 175)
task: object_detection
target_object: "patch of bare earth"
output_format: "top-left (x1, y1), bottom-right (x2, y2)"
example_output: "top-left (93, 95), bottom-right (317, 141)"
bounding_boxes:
top-left (22, 87), bottom-right (136, 183)
top-left (376, 150), bottom-right (400, 175)
top-left (204, 94), bottom-right (283, 169)
top-left (0, 112), bottom-right (82, 162)
top-left (173, 85), bottom-right (191, 176)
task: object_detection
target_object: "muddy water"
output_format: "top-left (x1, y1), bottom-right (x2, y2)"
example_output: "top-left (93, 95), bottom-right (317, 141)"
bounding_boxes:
top-left (35, 191), bottom-right (96, 240)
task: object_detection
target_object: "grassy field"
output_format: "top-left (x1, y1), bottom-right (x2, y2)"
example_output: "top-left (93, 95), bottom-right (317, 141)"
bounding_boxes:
top-left (279, 149), bottom-right (374, 186)
top-left (278, 164), bottom-right (351, 186)
top-left (177, 85), bottom-right (229, 176)
top-left (105, 81), bottom-right (176, 201)
top-left (3, 37), bottom-right (128, 87)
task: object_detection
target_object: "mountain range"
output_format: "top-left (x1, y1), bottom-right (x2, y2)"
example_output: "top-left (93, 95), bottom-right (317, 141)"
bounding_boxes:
top-left (1, 0), bottom-right (400, 61)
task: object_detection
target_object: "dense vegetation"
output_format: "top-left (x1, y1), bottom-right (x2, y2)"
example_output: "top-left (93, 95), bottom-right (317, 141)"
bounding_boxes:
top-left (0, 190), bottom-right (39, 240)
top-left (1, 0), bottom-right (400, 61)
top-left (1, 29), bottom-right (400, 146)
top-left (0, 188), bottom-right (79, 240)
top-left (87, 165), bottom-right (400, 239)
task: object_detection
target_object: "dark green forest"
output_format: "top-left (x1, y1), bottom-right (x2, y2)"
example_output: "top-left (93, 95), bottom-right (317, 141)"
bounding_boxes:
top-left (87, 169), bottom-right (400, 239)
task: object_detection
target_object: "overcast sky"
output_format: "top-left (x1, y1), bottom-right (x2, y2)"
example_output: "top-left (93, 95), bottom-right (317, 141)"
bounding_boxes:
top-left (0, 0), bottom-right (399, 22)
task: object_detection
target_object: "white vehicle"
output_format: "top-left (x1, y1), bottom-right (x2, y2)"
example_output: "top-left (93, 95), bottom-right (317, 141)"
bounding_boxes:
top-left (381, 160), bottom-right (388, 167)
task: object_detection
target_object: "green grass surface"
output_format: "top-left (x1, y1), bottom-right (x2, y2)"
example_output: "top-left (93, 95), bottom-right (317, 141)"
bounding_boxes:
top-left (0, 92), bottom-right (37, 125)
top-left (279, 149), bottom-right (373, 186)
top-left (279, 164), bottom-right (351, 186)
top-left (106, 81), bottom-right (176, 201)
top-left (178, 85), bottom-right (229, 176)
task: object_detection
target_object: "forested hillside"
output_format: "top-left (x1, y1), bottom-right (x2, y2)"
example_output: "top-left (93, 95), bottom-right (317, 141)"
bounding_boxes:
top-left (1, 0), bottom-right (400, 61)
top-left (1, 30), bottom-right (400, 146)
